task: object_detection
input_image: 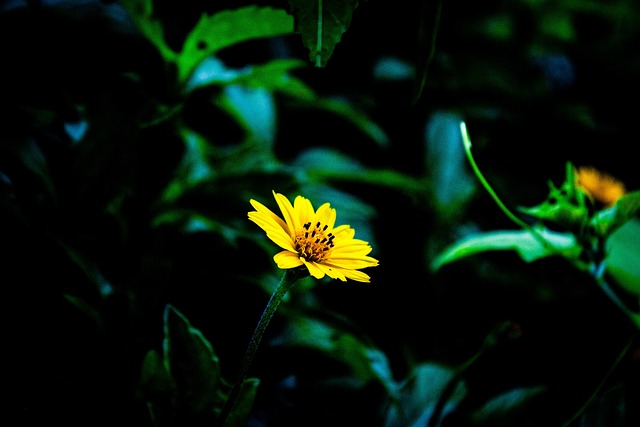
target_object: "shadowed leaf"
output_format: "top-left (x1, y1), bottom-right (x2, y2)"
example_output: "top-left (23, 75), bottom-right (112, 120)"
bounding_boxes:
top-left (288, 0), bottom-right (359, 67)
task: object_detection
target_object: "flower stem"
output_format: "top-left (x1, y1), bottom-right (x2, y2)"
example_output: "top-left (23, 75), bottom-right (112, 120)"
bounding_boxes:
top-left (460, 122), bottom-right (551, 249)
top-left (217, 268), bottom-right (306, 426)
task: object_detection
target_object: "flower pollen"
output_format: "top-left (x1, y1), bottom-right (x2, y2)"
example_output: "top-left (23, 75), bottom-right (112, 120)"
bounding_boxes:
top-left (296, 221), bottom-right (335, 263)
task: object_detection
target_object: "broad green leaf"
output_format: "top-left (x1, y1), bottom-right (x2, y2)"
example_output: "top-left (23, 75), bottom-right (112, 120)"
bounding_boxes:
top-left (163, 305), bottom-right (228, 416)
top-left (606, 219), bottom-right (640, 296)
top-left (288, 0), bottom-right (359, 67)
top-left (431, 227), bottom-right (580, 271)
top-left (178, 6), bottom-right (294, 82)
top-left (120, 0), bottom-right (177, 61)
top-left (591, 190), bottom-right (640, 237)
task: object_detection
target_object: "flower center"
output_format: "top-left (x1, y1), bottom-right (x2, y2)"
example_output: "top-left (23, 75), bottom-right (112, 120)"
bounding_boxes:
top-left (295, 221), bottom-right (335, 263)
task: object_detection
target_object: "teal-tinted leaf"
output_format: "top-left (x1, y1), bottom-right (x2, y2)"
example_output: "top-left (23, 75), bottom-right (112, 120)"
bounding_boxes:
top-left (425, 111), bottom-right (476, 219)
top-left (606, 219), bottom-right (640, 296)
top-left (187, 57), bottom-right (315, 100)
top-left (372, 57), bottom-right (414, 81)
top-left (431, 227), bottom-right (580, 271)
top-left (288, 0), bottom-right (359, 67)
top-left (223, 378), bottom-right (260, 427)
top-left (384, 363), bottom-right (465, 427)
top-left (163, 304), bottom-right (228, 416)
top-left (178, 6), bottom-right (294, 82)
top-left (275, 315), bottom-right (395, 392)
top-left (470, 386), bottom-right (546, 426)
top-left (215, 86), bottom-right (277, 148)
top-left (120, 0), bottom-right (177, 61)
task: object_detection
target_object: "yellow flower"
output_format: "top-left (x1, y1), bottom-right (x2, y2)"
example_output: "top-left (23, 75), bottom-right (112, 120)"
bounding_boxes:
top-left (575, 166), bottom-right (627, 207)
top-left (248, 191), bottom-right (379, 282)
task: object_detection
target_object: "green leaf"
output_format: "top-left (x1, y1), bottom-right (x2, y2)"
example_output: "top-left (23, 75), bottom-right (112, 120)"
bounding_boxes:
top-left (120, 0), bottom-right (177, 61)
top-left (383, 363), bottom-right (466, 427)
top-left (288, 0), bottom-right (360, 67)
top-left (425, 111), bottom-right (476, 219)
top-left (292, 148), bottom-right (423, 196)
top-left (138, 350), bottom-right (173, 424)
top-left (277, 315), bottom-right (396, 392)
top-left (216, 86), bottom-right (277, 146)
top-left (163, 304), bottom-right (228, 416)
top-left (139, 349), bottom-right (172, 397)
top-left (591, 190), bottom-right (640, 237)
top-left (186, 58), bottom-right (315, 100)
top-left (222, 378), bottom-right (260, 427)
top-left (161, 128), bottom-right (216, 203)
top-left (431, 227), bottom-right (580, 271)
top-left (470, 386), bottom-right (546, 426)
top-left (289, 97), bottom-right (389, 146)
top-left (606, 219), bottom-right (640, 296)
top-left (178, 6), bottom-right (294, 82)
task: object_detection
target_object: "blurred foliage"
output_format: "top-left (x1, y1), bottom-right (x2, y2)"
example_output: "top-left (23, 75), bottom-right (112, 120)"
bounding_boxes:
top-left (2, 0), bottom-right (639, 426)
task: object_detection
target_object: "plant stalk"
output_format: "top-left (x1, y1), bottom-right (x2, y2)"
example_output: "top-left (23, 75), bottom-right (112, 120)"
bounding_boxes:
top-left (217, 268), bottom-right (306, 426)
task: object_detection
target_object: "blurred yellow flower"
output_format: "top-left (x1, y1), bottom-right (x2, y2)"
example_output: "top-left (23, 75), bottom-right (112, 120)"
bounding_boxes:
top-left (248, 191), bottom-right (379, 282)
top-left (575, 166), bottom-right (627, 207)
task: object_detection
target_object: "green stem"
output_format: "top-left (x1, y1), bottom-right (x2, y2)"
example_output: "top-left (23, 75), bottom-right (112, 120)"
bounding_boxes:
top-left (460, 122), bottom-right (551, 248)
top-left (217, 268), bottom-right (307, 426)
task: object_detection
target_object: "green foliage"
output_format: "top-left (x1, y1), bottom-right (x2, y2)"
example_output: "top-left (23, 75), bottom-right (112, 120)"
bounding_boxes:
top-left (431, 227), bottom-right (580, 271)
top-left (178, 7), bottom-right (294, 82)
top-left (140, 305), bottom-right (233, 424)
top-left (288, 0), bottom-right (360, 67)
top-left (3, 0), bottom-right (639, 426)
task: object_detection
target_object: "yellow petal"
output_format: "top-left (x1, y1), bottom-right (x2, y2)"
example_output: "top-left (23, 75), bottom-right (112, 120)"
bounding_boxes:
top-left (315, 262), bottom-right (347, 281)
top-left (339, 268), bottom-right (372, 283)
top-left (274, 251), bottom-right (304, 269)
top-left (249, 199), bottom-right (290, 234)
top-left (273, 191), bottom-right (299, 237)
top-left (294, 195), bottom-right (315, 226)
top-left (248, 212), bottom-right (296, 252)
top-left (331, 225), bottom-right (355, 240)
top-left (302, 259), bottom-right (326, 279)
top-left (331, 240), bottom-right (373, 253)
top-left (324, 257), bottom-right (378, 270)
top-left (314, 203), bottom-right (337, 229)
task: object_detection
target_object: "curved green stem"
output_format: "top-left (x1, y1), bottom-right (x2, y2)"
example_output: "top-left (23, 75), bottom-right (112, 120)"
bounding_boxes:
top-left (460, 122), bottom-right (551, 249)
top-left (217, 268), bottom-right (307, 426)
